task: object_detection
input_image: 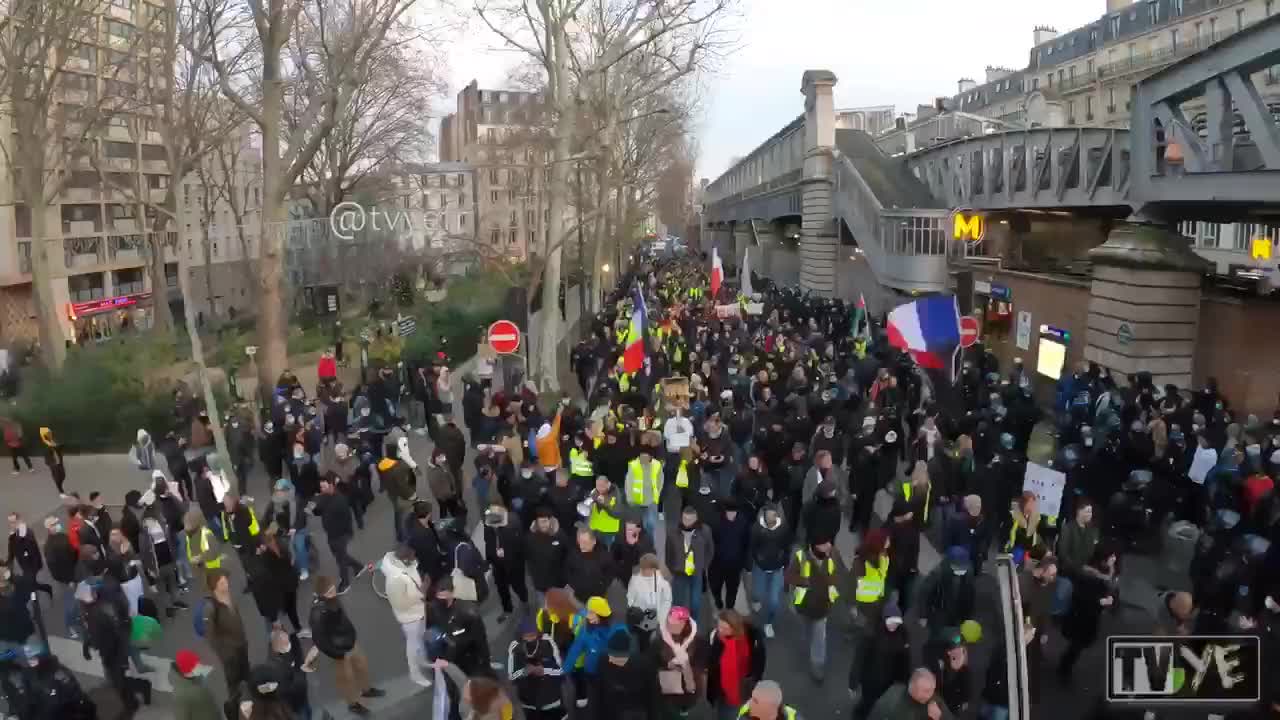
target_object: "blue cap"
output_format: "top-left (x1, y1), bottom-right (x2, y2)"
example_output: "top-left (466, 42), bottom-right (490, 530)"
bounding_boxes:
top-left (945, 545), bottom-right (971, 566)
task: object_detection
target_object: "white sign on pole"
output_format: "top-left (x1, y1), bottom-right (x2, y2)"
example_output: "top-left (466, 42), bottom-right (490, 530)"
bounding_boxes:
top-left (743, 302), bottom-right (764, 315)
top-left (1015, 310), bottom-right (1032, 350)
top-left (1022, 462), bottom-right (1066, 519)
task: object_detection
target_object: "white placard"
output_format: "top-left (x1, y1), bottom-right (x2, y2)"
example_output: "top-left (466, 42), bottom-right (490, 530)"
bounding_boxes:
top-left (744, 302), bottom-right (764, 315)
top-left (715, 304), bottom-right (740, 318)
top-left (1015, 310), bottom-right (1032, 350)
top-left (1022, 461), bottom-right (1065, 519)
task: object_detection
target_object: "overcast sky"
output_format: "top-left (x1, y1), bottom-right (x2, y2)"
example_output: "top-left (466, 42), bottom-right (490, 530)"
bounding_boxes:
top-left (438, 0), bottom-right (1106, 181)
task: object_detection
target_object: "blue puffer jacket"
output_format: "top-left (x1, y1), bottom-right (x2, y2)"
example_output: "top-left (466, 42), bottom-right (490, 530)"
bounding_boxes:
top-left (561, 614), bottom-right (628, 675)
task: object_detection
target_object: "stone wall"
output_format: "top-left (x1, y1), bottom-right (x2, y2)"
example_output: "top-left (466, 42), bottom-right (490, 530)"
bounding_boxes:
top-left (1194, 296), bottom-right (1280, 416)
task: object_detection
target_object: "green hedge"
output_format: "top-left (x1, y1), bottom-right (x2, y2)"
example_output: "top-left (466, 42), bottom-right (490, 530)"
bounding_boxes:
top-left (8, 336), bottom-right (227, 453)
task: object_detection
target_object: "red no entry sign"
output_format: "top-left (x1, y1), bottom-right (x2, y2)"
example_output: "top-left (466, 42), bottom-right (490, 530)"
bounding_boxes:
top-left (959, 315), bottom-right (980, 348)
top-left (488, 320), bottom-right (521, 354)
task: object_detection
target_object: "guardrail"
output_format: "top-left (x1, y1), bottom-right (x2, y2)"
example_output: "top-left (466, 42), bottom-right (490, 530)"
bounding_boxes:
top-left (995, 554), bottom-right (1032, 720)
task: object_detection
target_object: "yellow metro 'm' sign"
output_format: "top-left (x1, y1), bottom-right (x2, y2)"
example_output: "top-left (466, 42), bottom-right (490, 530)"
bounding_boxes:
top-left (1251, 237), bottom-right (1272, 261)
top-left (952, 211), bottom-right (985, 243)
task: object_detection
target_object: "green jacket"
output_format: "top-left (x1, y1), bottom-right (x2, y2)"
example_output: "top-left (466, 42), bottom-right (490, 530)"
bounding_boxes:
top-left (172, 667), bottom-right (221, 720)
top-left (867, 684), bottom-right (956, 720)
top-left (1055, 520), bottom-right (1099, 576)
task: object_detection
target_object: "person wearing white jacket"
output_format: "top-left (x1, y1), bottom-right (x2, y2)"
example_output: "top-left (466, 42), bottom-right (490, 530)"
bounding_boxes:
top-left (626, 552), bottom-right (673, 635)
top-left (382, 544), bottom-right (431, 687)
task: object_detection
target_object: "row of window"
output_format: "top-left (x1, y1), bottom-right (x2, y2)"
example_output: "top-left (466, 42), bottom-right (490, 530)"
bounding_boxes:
top-left (478, 90), bottom-right (542, 105)
top-left (488, 229), bottom-right (537, 248)
top-left (68, 268), bottom-right (145, 302)
top-left (1179, 221), bottom-right (1280, 251)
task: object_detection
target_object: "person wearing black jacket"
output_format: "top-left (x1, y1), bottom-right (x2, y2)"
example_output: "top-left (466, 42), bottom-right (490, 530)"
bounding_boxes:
top-left (10, 645), bottom-right (96, 720)
top-left (611, 518), bottom-right (655, 586)
top-left (425, 577), bottom-right (491, 675)
top-left (590, 630), bottom-right (658, 720)
top-left (803, 480), bottom-right (842, 547)
top-left (267, 627), bottom-right (312, 719)
top-left (407, 502), bottom-right (446, 585)
top-left (709, 499), bottom-right (750, 611)
top-left (913, 547), bottom-right (977, 653)
top-left (83, 580), bottom-right (152, 712)
top-left (309, 575), bottom-right (383, 715)
top-left (483, 503), bottom-right (528, 621)
top-left (526, 509), bottom-right (568, 607)
top-left (508, 617), bottom-right (566, 720)
top-left (853, 603), bottom-right (910, 718)
top-left (310, 475), bottom-right (367, 593)
top-left (6, 514), bottom-right (51, 597)
top-left (748, 503), bottom-right (789, 636)
top-left (566, 525), bottom-right (615, 603)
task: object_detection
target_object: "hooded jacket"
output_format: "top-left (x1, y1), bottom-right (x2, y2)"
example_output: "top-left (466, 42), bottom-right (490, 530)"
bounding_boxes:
top-left (611, 527), bottom-right (656, 584)
top-left (171, 665), bottom-right (221, 720)
top-left (749, 506), bottom-right (790, 571)
top-left (130, 430), bottom-right (157, 471)
top-left (378, 455), bottom-right (417, 505)
top-left (912, 559), bottom-right (976, 630)
top-left (562, 616), bottom-right (630, 675)
top-left (483, 509), bottom-right (525, 569)
top-left (381, 551), bottom-right (425, 624)
top-left (525, 518), bottom-right (568, 591)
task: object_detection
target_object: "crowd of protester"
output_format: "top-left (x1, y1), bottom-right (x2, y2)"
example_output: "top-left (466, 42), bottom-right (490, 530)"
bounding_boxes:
top-left (0, 250), bottom-right (1277, 720)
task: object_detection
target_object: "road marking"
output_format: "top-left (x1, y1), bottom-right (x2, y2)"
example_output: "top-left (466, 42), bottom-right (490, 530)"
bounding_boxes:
top-left (48, 635), bottom-right (213, 694)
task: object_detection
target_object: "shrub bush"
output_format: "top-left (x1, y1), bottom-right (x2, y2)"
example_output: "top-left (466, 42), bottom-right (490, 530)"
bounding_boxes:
top-left (8, 335), bottom-right (229, 453)
top-left (400, 271), bottom-right (513, 366)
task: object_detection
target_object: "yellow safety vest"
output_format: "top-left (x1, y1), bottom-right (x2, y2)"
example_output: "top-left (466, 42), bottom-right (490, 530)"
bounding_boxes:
top-left (569, 448), bottom-right (593, 477)
top-left (854, 555), bottom-right (890, 603)
top-left (675, 460), bottom-right (690, 488)
top-left (738, 705), bottom-right (797, 720)
top-left (683, 546), bottom-right (696, 576)
top-left (1005, 510), bottom-right (1044, 552)
top-left (627, 458), bottom-right (662, 506)
top-left (221, 506), bottom-right (260, 544)
top-left (186, 527), bottom-right (221, 569)
top-left (589, 493), bottom-right (621, 535)
top-left (619, 373), bottom-right (631, 392)
top-left (901, 482), bottom-right (932, 524)
top-left (792, 549), bottom-right (839, 605)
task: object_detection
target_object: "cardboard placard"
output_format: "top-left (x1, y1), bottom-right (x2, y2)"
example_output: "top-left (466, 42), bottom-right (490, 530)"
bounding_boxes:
top-left (1022, 462), bottom-right (1066, 519)
top-left (715, 304), bottom-right (740, 318)
top-left (662, 376), bottom-right (690, 410)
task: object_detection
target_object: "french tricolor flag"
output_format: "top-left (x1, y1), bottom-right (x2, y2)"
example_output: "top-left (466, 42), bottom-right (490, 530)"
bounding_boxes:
top-left (886, 295), bottom-right (962, 371)
top-left (710, 247), bottom-right (723, 298)
top-left (622, 286), bottom-right (647, 373)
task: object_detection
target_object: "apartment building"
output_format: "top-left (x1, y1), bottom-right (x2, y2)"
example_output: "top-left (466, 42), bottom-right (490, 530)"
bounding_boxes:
top-left (385, 163), bottom-right (477, 262)
top-left (176, 124), bottom-right (263, 324)
top-left (439, 81), bottom-right (551, 262)
top-left (0, 0), bottom-right (177, 346)
top-left (874, 0), bottom-right (1280, 156)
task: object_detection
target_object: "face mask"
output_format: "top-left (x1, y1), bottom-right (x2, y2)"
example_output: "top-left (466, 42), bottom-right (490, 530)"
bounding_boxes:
top-left (728, 368), bottom-right (738, 376)
top-left (360, 409), bottom-right (371, 418)
top-left (230, 421), bottom-right (239, 428)
top-left (294, 451), bottom-right (305, 460)
top-left (15, 524), bottom-right (26, 537)
top-left (1084, 438), bottom-right (1093, 447)
top-left (522, 470), bottom-right (533, 479)
top-left (824, 427), bottom-right (834, 438)
top-left (952, 567), bottom-right (968, 577)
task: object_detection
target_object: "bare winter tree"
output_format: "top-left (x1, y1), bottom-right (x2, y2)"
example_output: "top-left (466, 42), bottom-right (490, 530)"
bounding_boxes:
top-left (204, 0), bottom-right (423, 389)
top-left (0, 0), bottom-right (156, 368)
top-left (475, 0), bottom-right (737, 390)
top-left (294, 39), bottom-right (446, 216)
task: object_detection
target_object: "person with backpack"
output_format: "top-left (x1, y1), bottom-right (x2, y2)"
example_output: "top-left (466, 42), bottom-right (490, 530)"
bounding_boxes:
top-left (198, 569), bottom-right (249, 701)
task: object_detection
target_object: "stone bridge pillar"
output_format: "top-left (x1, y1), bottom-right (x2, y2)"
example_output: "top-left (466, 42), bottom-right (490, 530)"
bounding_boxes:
top-left (733, 223), bottom-right (752, 270)
top-left (1084, 223), bottom-right (1210, 389)
top-left (800, 70), bottom-right (838, 296)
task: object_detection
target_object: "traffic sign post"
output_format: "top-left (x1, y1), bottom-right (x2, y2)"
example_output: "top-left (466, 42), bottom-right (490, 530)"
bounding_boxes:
top-left (959, 315), bottom-right (980, 348)
top-left (488, 319), bottom-right (521, 355)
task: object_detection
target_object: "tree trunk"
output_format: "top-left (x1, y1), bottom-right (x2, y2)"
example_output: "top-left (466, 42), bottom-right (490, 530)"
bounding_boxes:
top-left (535, 25), bottom-right (574, 392)
top-left (148, 231), bottom-right (173, 334)
top-left (202, 226), bottom-right (216, 328)
top-left (255, 54), bottom-right (288, 395)
top-left (25, 182), bottom-right (66, 370)
top-left (177, 249), bottom-right (227, 461)
top-left (588, 177), bottom-right (609, 314)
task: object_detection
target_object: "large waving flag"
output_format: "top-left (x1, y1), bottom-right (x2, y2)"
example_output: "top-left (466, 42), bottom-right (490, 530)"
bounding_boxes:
top-left (622, 286), bottom-right (647, 373)
top-left (886, 295), bottom-right (961, 370)
top-left (710, 247), bottom-right (723, 297)
top-left (852, 293), bottom-right (870, 342)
